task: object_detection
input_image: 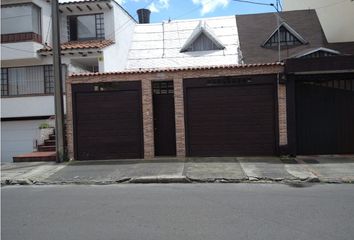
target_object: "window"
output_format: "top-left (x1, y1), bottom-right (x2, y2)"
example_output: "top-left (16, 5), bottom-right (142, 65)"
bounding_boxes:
top-left (300, 51), bottom-right (338, 59)
top-left (44, 65), bottom-right (54, 94)
top-left (1, 68), bottom-right (9, 96)
top-left (152, 81), bottom-right (174, 95)
top-left (1, 65), bottom-right (66, 97)
top-left (180, 21), bottom-right (225, 53)
top-left (185, 33), bottom-right (223, 52)
top-left (1, 3), bottom-right (41, 35)
top-left (68, 14), bottom-right (104, 41)
top-left (263, 23), bottom-right (307, 48)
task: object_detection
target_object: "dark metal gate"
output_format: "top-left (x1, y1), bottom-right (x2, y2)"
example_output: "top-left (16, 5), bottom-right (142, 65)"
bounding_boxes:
top-left (184, 76), bottom-right (278, 157)
top-left (72, 81), bottom-right (144, 160)
top-left (296, 79), bottom-right (354, 155)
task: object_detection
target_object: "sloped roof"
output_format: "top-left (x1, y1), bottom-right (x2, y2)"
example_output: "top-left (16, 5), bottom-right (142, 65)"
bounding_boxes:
top-left (236, 10), bottom-right (354, 64)
top-left (39, 39), bottom-right (114, 52)
top-left (126, 16), bottom-right (240, 70)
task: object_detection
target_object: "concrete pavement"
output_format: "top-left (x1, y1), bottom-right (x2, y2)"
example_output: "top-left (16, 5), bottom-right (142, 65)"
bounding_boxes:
top-left (1, 155), bottom-right (354, 185)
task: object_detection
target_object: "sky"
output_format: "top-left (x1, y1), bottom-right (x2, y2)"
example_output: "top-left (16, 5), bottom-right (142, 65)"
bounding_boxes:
top-left (59, 0), bottom-right (282, 23)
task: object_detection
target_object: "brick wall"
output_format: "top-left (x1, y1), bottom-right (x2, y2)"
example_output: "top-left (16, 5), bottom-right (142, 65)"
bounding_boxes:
top-left (278, 83), bottom-right (288, 147)
top-left (66, 65), bottom-right (284, 160)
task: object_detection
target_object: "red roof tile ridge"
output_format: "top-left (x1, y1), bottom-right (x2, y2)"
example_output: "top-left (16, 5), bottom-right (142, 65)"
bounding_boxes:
top-left (69, 63), bottom-right (284, 77)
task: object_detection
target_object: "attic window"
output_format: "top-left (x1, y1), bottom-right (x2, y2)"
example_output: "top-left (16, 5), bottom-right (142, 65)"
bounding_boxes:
top-left (180, 21), bottom-right (225, 52)
top-left (293, 48), bottom-right (341, 59)
top-left (263, 23), bottom-right (307, 48)
top-left (185, 32), bottom-right (224, 52)
top-left (300, 50), bottom-right (339, 59)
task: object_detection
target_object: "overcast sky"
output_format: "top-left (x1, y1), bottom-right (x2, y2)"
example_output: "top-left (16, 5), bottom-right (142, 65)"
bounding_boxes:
top-left (59, 0), bottom-right (280, 23)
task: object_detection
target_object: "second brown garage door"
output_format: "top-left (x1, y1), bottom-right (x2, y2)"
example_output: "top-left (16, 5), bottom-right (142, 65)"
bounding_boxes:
top-left (72, 82), bottom-right (143, 160)
top-left (184, 77), bottom-right (277, 157)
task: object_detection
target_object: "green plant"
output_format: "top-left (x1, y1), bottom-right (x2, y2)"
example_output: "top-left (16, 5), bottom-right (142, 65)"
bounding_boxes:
top-left (39, 123), bottom-right (50, 129)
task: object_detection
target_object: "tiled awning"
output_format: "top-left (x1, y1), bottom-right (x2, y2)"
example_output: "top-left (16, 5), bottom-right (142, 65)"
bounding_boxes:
top-left (39, 39), bottom-right (114, 56)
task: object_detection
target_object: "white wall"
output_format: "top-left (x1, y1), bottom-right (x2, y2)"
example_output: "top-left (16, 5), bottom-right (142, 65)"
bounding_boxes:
top-left (1, 120), bottom-right (44, 162)
top-left (101, 3), bottom-right (136, 71)
top-left (283, 0), bottom-right (354, 43)
top-left (1, 95), bottom-right (66, 118)
top-left (1, 42), bottom-right (43, 61)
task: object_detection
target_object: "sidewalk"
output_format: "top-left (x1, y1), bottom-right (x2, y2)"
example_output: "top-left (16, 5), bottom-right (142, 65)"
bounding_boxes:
top-left (1, 155), bottom-right (354, 185)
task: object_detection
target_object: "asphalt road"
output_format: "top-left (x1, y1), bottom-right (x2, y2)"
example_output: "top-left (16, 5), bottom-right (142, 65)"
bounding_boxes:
top-left (2, 184), bottom-right (354, 240)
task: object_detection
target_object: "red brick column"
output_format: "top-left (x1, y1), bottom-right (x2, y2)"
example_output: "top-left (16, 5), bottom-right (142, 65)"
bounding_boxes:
top-left (141, 80), bottom-right (154, 158)
top-left (174, 77), bottom-right (186, 157)
top-left (66, 83), bottom-right (74, 160)
top-left (278, 83), bottom-right (288, 146)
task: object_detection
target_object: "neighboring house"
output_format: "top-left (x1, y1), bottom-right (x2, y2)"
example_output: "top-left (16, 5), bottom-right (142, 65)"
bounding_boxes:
top-left (235, 10), bottom-right (354, 64)
top-left (235, 10), bottom-right (354, 156)
top-left (126, 15), bottom-right (240, 69)
top-left (283, 0), bottom-right (354, 43)
top-left (1, 0), bottom-right (136, 162)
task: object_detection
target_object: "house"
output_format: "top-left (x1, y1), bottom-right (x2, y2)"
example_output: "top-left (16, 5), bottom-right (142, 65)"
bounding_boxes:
top-left (65, 9), bottom-right (354, 161)
top-left (66, 14), bottom-right (284, 160)
top-left (1, 0), bottom-right (136, 162)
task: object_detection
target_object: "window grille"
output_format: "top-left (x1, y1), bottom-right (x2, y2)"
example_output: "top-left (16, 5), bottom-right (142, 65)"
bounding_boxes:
top-left (264, 26), bottom-right (303, 47)
top-left (186, 33), bottom-right (223, 52)
top-left (1, 68), bottom-right (9, 96)
top-left (152, 81), bottom-right (174, 95)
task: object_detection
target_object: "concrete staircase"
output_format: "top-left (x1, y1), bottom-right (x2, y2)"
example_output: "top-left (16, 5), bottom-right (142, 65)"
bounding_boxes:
top-left (37, 133), bottom-right (56, 152)
top-left (13, 132), bottom-right (56, 162)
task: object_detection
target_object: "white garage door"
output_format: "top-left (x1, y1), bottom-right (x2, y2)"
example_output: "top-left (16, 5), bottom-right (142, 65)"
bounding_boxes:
top-left (1, 120), bottom-right (43, 163)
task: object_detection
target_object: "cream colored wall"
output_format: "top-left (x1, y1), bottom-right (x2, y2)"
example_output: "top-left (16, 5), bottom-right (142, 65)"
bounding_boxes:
top-left (283, 0), bottom-right (354, 43)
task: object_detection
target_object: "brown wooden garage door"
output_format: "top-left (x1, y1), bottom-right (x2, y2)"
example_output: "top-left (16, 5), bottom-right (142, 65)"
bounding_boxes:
top-left (296, 79), bottom-right (354, 155)
top-left (184, 76), bottom-right (277, 157)
top-left (72, 82), bottom-right (143, 160)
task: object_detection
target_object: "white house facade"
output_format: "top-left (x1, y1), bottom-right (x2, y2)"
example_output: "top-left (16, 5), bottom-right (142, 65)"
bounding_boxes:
top-left (1, 0), bottom-right (136, 162)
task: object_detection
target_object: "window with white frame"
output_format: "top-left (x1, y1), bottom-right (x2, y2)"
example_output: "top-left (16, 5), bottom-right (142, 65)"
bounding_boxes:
top-left (1, 3), bottom-right (41, 35)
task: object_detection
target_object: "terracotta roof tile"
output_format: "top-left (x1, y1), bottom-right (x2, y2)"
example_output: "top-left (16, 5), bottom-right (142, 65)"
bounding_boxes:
top-left (39, 39), bottom-right (114, 52)
top-left (70, 62), bottom-right (284, 77)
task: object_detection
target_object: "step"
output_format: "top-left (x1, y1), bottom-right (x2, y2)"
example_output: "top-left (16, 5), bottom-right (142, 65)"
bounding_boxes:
top-left (44, 139), bottom-right (56, 146)
top-left (13, 151), bottom-right (56, 162)
top-left (49, 134), bottom-right (56, 140)
top-left (37, 145), bottom-right (56, 152)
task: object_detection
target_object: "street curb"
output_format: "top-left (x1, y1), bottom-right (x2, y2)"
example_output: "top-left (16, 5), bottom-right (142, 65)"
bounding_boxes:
top-left (129, 176), bottom-right (191, 183)
top-left (2, 176), bottom-right (353, 186)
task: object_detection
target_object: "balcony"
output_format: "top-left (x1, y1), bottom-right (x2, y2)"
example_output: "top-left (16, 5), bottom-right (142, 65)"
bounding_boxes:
top-left (1, 3), bottom-right (42, 61)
